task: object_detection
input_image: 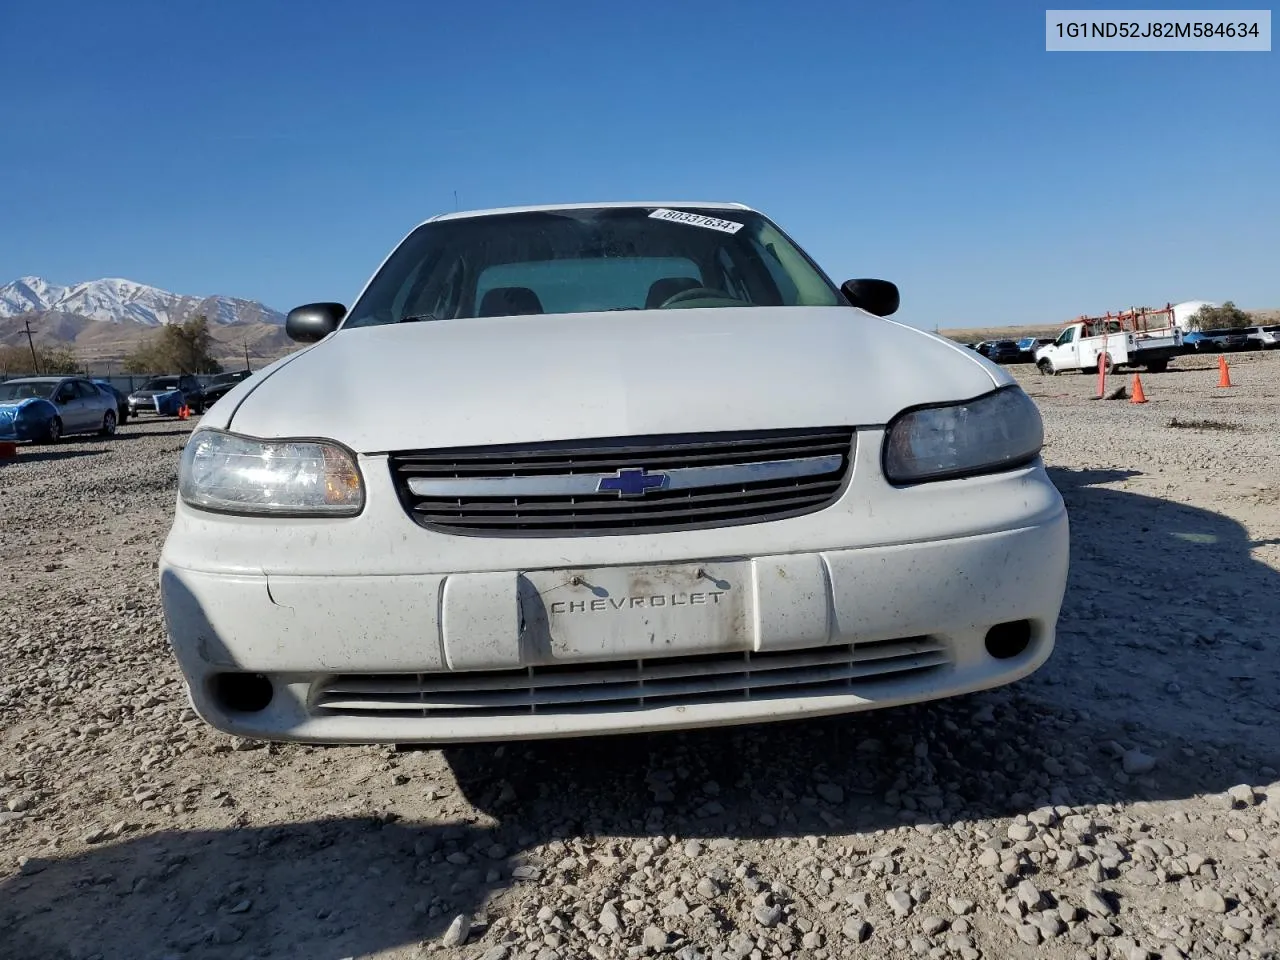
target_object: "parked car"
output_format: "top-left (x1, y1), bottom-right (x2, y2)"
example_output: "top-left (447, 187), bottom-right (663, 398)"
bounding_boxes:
top-left (1197, 328), bottom-right (1251, 352)
top-left (1243, 324), bottom-right (1280, 350)
top-left (128, 374), bottom-right (206, 417)
top-left (0, 376), bottom-right (120, 442)
top-left (160, 200), bottom-right (1069, 746)
top-left (1017, 337), bottom-right (1054, 362)
top-left (200, 369), bottom-right (255, 407)
top-left (92, 380), bottom-right (130, 426)
top-left (986, 340), bottom-right (1023, 364)
top-left (1181, 330), bottom-right (1212, 352)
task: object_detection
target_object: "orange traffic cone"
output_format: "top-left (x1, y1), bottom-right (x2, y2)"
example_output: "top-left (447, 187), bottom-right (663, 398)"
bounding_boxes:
top-left (1130, 374), bottom-right (1147, 404)
top-left (178, 404), bottom-right (191, 420)
top-left (1217, 355), bottom-right (1232, 388)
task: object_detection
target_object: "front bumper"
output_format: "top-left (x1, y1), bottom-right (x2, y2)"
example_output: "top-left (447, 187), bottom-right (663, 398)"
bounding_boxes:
top-left (160, 505), bottom-right (1069, 744)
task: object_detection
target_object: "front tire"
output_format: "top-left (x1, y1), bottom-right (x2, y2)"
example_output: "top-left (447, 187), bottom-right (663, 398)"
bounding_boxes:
top-left (99, 410), bottom-right (117, 436)
top-left (44, 417), bottom-right (63, 444)
top-left (1037, 359), bottom-right (1055, 376)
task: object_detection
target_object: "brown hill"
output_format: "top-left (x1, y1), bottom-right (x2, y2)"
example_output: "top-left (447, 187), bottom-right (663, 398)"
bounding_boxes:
top-left (0, 312), bottom-right (296, 370)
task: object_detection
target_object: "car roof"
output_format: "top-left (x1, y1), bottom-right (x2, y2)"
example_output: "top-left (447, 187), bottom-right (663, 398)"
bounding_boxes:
top-left (425, 200), bottom-right (754, 225)
top-left (3, 376), bottom-right (68, 383)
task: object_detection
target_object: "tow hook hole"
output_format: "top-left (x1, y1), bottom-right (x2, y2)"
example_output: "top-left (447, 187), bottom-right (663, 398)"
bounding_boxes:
top-left (985, 620), bottom-right (1032, 660)
top-left (212, 672), bottom-right (274, 713)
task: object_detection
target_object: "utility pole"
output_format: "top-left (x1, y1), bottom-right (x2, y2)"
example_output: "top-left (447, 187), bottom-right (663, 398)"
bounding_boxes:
top-left (23, 319), bottom-right (39, 374)
top-left (244, 339), bottom-right (251, 372)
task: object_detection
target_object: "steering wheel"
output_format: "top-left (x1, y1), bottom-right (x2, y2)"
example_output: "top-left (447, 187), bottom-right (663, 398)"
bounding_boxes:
top-left (657, 286), bottom-right (738, 308)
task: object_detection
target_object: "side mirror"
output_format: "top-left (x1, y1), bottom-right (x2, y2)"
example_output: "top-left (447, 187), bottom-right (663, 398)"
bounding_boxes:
top-left (286, 302), bottom-right (347, 343)
top-left (840, 279), bottom-right (899, 318)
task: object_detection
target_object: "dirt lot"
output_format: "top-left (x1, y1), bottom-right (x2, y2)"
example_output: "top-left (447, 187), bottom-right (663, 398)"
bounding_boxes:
top-left (3, 351), bottom-right (1280, 960)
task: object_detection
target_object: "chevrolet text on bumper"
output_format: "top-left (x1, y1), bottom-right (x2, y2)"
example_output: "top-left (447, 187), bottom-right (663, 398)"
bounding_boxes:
top-left (160, 201), bottom-right (1070, 744)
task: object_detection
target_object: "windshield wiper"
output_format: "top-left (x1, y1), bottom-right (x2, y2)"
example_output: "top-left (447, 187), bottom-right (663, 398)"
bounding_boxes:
top-left (398, 313), bottom-right (439, 324)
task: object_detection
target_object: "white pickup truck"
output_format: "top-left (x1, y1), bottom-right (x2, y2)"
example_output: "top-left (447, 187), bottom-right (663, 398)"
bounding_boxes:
top-left (1035, 318), bottom-right (1183, 375)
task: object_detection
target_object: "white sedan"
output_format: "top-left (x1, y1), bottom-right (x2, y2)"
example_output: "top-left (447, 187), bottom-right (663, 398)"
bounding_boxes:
top-left (160, 201), bottom-right (1069, 744)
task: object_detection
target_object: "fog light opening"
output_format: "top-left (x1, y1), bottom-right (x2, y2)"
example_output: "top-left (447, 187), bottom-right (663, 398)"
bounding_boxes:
top-left (985, 620), bottom-right (1032, 660)
top-left (212, 672), bottom-right (274, 713)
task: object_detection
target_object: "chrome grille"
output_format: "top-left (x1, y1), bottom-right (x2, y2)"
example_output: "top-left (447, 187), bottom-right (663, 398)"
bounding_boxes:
top-left (387, 427), bottom-right (855, 536)
top-left (311, 637), bottom-right (950, 718)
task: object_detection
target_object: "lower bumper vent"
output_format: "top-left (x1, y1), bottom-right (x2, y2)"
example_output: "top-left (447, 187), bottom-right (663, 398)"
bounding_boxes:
top-left (310, 637), bottom-right (951, 719)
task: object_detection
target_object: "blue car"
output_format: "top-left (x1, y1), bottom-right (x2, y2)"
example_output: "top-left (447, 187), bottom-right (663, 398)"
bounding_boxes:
top-left (1182, 331), bottom-right (1210, 352)
top-left (0, 376), bottom-right (121, 443)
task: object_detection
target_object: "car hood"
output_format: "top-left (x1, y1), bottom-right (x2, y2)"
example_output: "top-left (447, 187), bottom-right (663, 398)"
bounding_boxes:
top-left (220, 306), bottom-right (1009, 452)
top-left (0, 397), bottom-right (53, 412)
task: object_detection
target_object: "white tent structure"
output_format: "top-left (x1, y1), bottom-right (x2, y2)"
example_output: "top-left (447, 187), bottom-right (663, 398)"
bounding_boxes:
top-left (1171, 300), bottom-right (1218, 331)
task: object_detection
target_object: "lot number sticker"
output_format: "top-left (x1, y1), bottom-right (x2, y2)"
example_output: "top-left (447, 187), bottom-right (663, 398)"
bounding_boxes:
top-left (649, 208), bottom-right (744, 234)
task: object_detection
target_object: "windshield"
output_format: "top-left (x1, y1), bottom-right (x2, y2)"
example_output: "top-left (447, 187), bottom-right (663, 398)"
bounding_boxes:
top-left (341, 206), bottom-right (845, 328)
top-left (0, 381), bottom-right (55, 402)
top-left (142, 378), bottom-right (180, 391)
top-left (212, 371), bottom-right (250, 384)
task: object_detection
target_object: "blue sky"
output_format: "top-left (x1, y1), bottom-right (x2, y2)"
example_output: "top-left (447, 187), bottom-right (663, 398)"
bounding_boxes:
top-left (1, 0), bottom-right (1275, 329)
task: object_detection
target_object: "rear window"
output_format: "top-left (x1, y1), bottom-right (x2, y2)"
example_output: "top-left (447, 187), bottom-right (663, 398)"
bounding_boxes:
top-left (475, 257), bottom-right (702, 315)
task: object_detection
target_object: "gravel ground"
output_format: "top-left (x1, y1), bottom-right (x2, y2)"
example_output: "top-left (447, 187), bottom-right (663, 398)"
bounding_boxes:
top-left (3, 351), bottom-right (1279, 960)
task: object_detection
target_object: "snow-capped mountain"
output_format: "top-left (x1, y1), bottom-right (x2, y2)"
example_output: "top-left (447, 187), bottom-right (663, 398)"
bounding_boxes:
top-left (0, 276), bottom-right (285, 327)
top-left (0, 277), bottom-right (69, 315)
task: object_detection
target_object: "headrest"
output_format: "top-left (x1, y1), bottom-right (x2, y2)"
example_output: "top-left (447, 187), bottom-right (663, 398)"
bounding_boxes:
top-left (645, 277), bottom-right (704, 309)
top-left (479, 286), bottom-right (544, 317)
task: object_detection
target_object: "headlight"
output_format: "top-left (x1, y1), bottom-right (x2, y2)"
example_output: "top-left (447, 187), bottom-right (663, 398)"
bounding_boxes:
top-left (883, 386), bottom-right (1044, 484)
top-left (179, 429), bottom-right (364, 516)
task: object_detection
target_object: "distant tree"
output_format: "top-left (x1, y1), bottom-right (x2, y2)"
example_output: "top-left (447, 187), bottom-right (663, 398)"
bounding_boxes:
top-left (0, 345), bottom-right (31, 377)
top-left (1187, 301), bottom-right (1252, 331)
top-left (38, 345), bottom-right (82, 374)
top-left (122, 348), bottom-right (158, 374)
top-left (124, 315), bottom-right (222, 374)
top-left (0, 343), bottom-right (82, 377)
